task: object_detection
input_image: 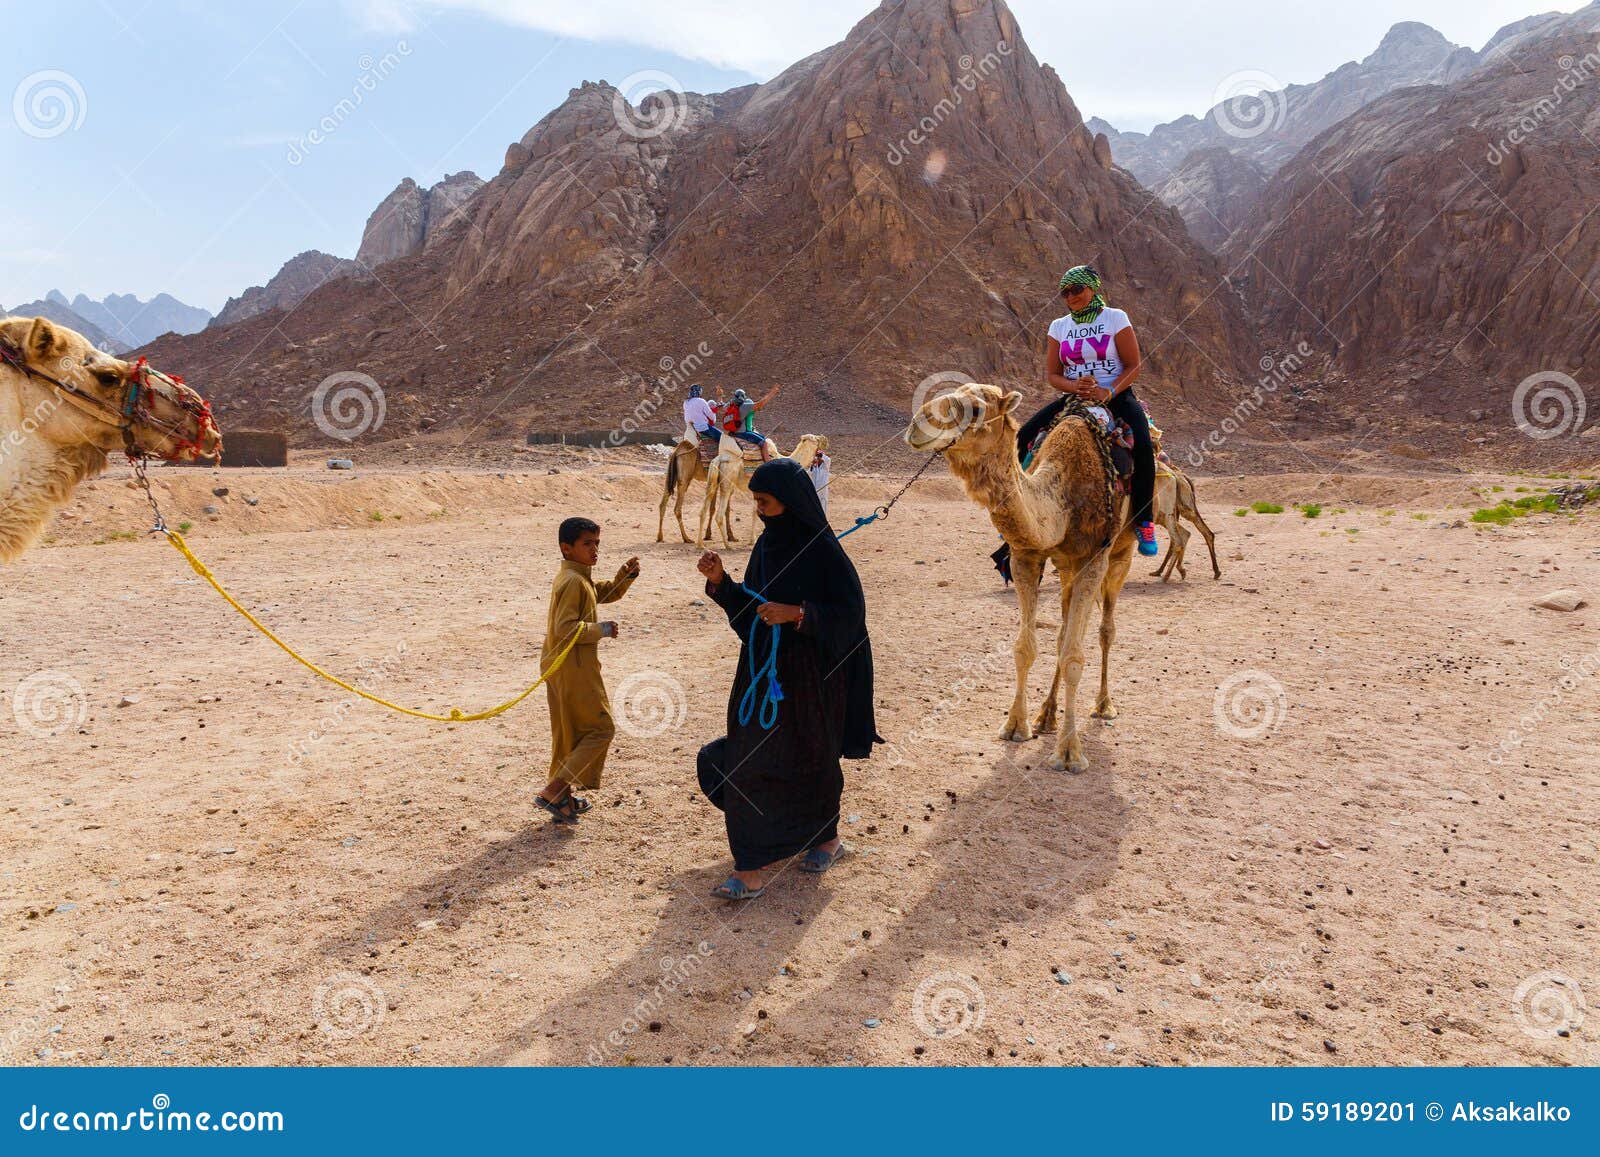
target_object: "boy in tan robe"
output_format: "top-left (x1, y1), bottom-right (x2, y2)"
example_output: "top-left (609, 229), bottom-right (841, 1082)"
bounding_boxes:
top-left (537, 517), bottom-right (640, 824)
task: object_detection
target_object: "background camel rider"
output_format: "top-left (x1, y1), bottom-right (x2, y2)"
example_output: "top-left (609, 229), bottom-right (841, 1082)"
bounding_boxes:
top-left (722, 385), bottom-right (780, 458)
top-left (683, 384), bottom-right (721, 444)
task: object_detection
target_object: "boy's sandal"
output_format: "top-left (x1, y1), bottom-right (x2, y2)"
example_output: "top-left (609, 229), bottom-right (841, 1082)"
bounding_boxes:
top-left (711, 877), bottom-right (765, 901)
top-left (535, 795), bottom-right (580, 825)
top-left (568, 795), bottom-right (593, 815)
top-left (799, 844), bottom-right (846, 874)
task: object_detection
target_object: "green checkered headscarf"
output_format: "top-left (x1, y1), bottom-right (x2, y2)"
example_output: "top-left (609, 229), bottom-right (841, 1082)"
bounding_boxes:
top-left (1058, 264), bottom-right (1105, 323)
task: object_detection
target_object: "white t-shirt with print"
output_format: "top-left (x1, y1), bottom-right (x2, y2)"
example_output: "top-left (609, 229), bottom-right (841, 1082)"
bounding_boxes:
top-left (683, 396), bottom-right (718, 431)
top-left (1047, 308), bottom-right (1130, 392)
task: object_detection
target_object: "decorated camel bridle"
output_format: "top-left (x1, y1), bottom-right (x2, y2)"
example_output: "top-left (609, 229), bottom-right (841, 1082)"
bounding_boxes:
top-left (0, 334), bottom-right (219, 464)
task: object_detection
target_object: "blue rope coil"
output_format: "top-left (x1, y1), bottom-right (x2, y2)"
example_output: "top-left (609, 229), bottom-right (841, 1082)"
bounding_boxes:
top-left (736, 582), bottom-right (784, 730)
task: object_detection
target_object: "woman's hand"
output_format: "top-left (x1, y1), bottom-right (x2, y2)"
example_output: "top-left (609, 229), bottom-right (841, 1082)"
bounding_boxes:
top-left (756, 602), bottom-right (803, 626)
top-left (1070, 381), bottom-right (1110, 403)
top-left (697, 551), bottom-right (725, 584)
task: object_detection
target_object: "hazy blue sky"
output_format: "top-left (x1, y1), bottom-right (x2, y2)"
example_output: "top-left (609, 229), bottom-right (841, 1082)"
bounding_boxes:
top-left (2, 0), bottom-right (1586, 313)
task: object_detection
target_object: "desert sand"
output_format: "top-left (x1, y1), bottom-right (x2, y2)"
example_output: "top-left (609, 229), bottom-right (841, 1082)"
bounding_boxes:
top-left (2, 449), bottom-right (1595, 1066)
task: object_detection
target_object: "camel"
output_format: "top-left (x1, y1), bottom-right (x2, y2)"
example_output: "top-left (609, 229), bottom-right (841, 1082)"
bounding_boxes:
top-left (1, 316), bottom-right (222, 563)
top-left (1151, 465), bottom-right (1221, 582)
top-left (695, 432), bottom-right (828, 548)
top-left (906, 383), bottom-right (1134, 772)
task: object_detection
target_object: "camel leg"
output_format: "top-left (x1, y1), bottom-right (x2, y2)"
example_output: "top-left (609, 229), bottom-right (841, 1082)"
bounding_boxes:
top-left (1185, 500), bottom-right (1221, 580)
top-left (1032, 624), bottom-right (1064, 735)
top-left (1093, 537), bottom-right (1135, 720)
top-left (1000, 552), bottom-right (1044, 743)
top-left (675, 465), bottom-right (695, 544)
top-left (721, 470), bottom-right (737, 544)
top-left (1050, 554), bottom-right (1108, 772)
top-left (1162, 521), bottom-right (1190, 583)
top-left (696, 469), bottom-right (718, 549)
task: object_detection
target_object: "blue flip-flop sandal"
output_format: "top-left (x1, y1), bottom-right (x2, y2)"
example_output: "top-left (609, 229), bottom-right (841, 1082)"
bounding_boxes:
top-left (535, 795), bottom-right (580, 824)
top-left (799, 844), bottom-right (846, 874)
top-left (711, 876), bottom-right (765, 901)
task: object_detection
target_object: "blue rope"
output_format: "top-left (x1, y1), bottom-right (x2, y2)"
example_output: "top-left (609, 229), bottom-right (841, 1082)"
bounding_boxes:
top-left (736, 582), bottom-right (784, 730)
top-left (833, 512), bottom-right (879, 539)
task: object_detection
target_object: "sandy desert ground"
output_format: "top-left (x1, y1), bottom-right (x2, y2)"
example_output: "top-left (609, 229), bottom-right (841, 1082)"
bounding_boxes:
top-left (1, 449), bottom-right (1596, 1067)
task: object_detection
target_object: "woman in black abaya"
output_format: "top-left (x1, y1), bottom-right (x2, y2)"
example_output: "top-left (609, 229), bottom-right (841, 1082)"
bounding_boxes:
top-left (695, 458), bottom-right (880, 900)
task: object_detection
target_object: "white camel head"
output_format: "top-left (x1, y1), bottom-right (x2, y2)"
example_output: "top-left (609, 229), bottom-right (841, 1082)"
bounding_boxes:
top-left (904, 382), bottom-right (1021, 454)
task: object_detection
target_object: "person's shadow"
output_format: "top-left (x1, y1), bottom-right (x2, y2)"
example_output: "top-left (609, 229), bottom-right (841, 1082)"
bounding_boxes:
top-left (315, 823), bottom-right (572, 958)
top-left (473, 725), bottom-right (1126, 1065)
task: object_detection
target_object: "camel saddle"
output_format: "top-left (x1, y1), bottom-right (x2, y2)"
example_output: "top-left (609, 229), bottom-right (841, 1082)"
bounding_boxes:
top-left (690, 432), bottom-right (766, 468)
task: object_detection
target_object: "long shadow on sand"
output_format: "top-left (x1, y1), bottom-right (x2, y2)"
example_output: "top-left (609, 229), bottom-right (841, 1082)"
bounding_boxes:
top-left (473, 726), bottom-right (1127, 1064)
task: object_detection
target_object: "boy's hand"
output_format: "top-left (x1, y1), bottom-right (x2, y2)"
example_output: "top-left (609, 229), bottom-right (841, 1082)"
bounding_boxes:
top-left (622, 556), bottom-right (641, 578)
top-left (600, 621), bottom-right (619, 639)
top-left (697, 551), bottom-right (725, 584)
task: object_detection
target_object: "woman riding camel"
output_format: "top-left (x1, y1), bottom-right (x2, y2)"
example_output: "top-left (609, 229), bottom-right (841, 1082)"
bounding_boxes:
top-left (1017, 265), bottom-right (1158, 557)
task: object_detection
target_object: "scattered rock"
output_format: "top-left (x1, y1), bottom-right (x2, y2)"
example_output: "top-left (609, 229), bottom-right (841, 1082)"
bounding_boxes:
top-left (202, 505), bottom-right (220, 515)
top-left (862, 1018), bottom-right (881, 1029)
top-left (212, 487), bottom-right (229, 498)
top-left (328, 459), bottom-right (355, 471)
top-left (117, 695), bottom-right (139, 708)
top-left (1533, 590), bottom-right (1585, 612)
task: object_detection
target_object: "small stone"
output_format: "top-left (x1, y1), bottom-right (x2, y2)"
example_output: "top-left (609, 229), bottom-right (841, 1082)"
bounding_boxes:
top-left (244, 497), bottom-right (259, 507)
top-left (117, 695), bottom-right (139, 708)
top-left (862, 1018), bottom-right (881, 1029)
top-left (202, 505), bottom-right (220, 515)
top-left (1533, 590), bottom-right (1585, 612)
top-left (328, 459), bottom-right (355, 471)
top-left (55, 903), bottom-right (77, 913)
top-left (1324, 1039), bottom-right (1337, 1053)
top-left (212, 487), bottom-right (229, 497)
top-left (341, 837), bottom-right (358, 848)
top-left (1054, 971), bottom-right (1072, 985)
top-left (217, 846), bottom-right (236, 855)
top-left (1314, 838), bottom-right (1332, 850)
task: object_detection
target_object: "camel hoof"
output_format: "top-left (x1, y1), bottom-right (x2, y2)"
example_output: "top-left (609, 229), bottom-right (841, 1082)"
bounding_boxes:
top-left (1031, 710), bottom-right (1057, 735)
top-left (998, 722), bottom-right (1033, 743)
top-left (1046, 751), bottom-right (1089, 774)
top-left (1091, 702), bottom-right (1119, 720)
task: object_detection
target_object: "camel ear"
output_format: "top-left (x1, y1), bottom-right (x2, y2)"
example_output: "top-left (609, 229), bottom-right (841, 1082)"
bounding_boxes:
top-left (1002, 390), bottom-right (1024, 413)
top-left (25, 317), bottom-right (67, 364)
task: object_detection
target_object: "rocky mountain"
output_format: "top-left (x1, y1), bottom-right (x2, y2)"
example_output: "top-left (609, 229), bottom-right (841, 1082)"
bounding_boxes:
top-left (143, 0), bottom-right (1251, 447)
top-left (5, 294), bottom-right (129, 353)
top-left (356, 172), bottom-right (484, 269)
top-left (1224, 11), bottom-right (1600, 440)
top-left (1155, 148), bottom-right (1267, 251)
top-left (1099, 22), bottom-right (1461, 187)
top-left (62, 290), bottom-right (211, 346)
top-left (210, 250), bottom-right (360, 329)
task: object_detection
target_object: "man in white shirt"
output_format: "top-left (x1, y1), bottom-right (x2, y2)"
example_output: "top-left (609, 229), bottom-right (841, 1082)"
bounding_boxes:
top-left (807, 448), bottom-right (831, 515)
top-left (682, 384), bottom-right (720, 443)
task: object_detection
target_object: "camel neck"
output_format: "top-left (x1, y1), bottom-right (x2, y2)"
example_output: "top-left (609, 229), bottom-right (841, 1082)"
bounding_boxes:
top-left (0, 383), bottom-right (106, 562)
top-left (947, 426), bottom-right (1059, 552)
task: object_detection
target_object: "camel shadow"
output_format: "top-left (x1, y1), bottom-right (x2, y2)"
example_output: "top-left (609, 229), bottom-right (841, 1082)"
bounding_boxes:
top-left (473, 862), bottom-right (833, 1065)
top-left (750, 726), bottom-right (1127, 1061)
top-left (315, 822), bottom-right (571, 958)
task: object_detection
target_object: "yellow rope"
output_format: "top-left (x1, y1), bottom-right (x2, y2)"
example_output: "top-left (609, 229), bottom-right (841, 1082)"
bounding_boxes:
top-left (162, 529), bottom-right (583, 722)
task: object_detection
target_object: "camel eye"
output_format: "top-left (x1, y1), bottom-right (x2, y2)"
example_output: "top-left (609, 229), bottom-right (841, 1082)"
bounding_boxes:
top-left (93, 368), bottom-right (121, 387)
